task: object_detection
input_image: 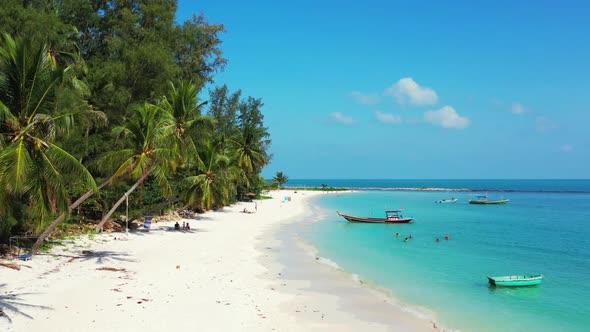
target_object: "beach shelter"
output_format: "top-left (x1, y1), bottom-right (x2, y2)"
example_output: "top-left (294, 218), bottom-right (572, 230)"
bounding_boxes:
top-left (245, 192), bottom-right (256, 196)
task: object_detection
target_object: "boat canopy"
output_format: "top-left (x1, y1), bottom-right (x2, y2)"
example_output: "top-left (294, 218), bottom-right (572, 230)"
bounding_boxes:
top-left (385, 209), bottom-right (402, 212)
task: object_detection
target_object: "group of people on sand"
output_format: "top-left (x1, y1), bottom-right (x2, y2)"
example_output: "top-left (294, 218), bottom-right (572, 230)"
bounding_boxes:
top-left (395, 232), bottom-right (451, 242)
top-left (242, 202), bottom-right (257, 214)
top-left (174, 221), bottom-right (190, 231)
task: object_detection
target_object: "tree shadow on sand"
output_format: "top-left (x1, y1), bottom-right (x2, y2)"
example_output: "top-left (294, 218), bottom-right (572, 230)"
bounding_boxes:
top-left (0, 284), bottom-right (52, 323)
top-left (75, 250), bottom-right (137, 264)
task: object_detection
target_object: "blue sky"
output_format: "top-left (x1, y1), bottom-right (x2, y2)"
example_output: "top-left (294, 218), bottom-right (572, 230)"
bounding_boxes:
top-left (177, 0), bottom-right (590, 179)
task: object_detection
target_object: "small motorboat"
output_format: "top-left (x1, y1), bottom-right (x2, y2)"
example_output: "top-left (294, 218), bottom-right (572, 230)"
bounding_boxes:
top-left (337, 210), bottom-right (413, 223)
top-left (487, 274), bottom-right (543, 287)
top-left (469, 195), bottom-right (509, 204)
top-left (435, 198), bottom-right (458, 203)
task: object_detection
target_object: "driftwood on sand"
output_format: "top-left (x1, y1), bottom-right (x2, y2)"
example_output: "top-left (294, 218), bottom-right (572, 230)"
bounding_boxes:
top-left (96, 267), bottom-right (126, 272)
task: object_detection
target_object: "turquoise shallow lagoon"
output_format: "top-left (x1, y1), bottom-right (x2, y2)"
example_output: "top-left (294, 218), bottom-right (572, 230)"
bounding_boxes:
top-left (296, 182), bottom-right (590, 331)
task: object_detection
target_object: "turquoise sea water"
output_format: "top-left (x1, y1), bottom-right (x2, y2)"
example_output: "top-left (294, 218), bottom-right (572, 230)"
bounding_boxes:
top-left (296, 180), bottom-right (590, 331)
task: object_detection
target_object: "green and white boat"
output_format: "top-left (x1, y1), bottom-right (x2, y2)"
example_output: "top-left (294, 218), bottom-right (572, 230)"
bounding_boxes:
top-left (487, 274), bottom-right (543, 287)
top-left (469, 194), bottom-right (509, 204)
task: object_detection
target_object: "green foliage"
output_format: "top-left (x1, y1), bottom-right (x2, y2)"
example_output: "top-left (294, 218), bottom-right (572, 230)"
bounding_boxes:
top-left (0, 3), bottom-right (272, 244)
top-left (273, 172), bottom-right (289, 189)
top-left (0, 34), bottom-right (96, 234)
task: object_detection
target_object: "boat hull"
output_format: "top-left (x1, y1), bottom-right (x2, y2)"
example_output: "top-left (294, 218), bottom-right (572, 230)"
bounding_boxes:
top-left (488, 275), bottom-right (543, 287)
top-left (436, 199), bottom-right (458, 203)
top-left (337, 211), bottom-right (413, 223)
top-left (469, 199), bottom-right (509, 204)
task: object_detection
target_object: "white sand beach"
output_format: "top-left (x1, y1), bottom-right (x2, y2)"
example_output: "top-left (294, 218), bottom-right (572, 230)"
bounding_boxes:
top-left (1, 190), bottom-right (440, 332)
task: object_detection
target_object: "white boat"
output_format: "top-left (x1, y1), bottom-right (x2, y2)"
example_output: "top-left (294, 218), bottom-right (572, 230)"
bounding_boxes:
top-left (435, 198), bottom-right (458, 203)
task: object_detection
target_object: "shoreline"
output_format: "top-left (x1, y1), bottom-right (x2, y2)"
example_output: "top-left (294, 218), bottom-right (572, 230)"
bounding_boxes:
top-left (257, 192), bottom-right (446, 331)
top-left (1, 190), bottom-right (441, 331)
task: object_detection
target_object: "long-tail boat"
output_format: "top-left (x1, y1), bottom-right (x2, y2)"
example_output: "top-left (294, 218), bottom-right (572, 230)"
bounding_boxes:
top-left (468, 195), bottom-right (509, 204)
top-left (337, 210), bottom-right (413, 223)
top-left (487, 275), bottom-right (543, 287)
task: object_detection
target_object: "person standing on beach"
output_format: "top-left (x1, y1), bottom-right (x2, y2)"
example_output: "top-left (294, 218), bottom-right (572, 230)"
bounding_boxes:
top-left (255, 202), bottom-right (257, 212)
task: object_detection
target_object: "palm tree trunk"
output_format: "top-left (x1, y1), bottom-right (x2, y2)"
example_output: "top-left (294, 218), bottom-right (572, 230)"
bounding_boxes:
top-left (31, 174), bottom-right (116, 255)
top-left (95, 168), bottom-right (153, 232)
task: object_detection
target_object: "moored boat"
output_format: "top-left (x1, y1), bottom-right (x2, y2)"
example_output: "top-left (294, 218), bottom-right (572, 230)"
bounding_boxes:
top-left (435, 198), bottom-right (458, 203)
top-left (487, 274), bottom-right (543, 287)
top-left (468, 195), bottom-right (509, 204)
top-left (337, 210), bottom-right (413, 223)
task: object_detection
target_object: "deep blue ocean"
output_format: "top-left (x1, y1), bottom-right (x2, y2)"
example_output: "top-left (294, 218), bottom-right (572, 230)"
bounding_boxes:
top-left (291, 180), bottom-right (590, 331)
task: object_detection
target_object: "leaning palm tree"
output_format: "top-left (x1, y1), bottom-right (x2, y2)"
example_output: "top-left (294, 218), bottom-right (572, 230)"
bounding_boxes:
top-left (273, 172), bottom-right (289, 189)
top-left (0, 34), bottom-right (96, 234)
top-left (94, 103), bottom-right (178, 231)
top-left (33, 81), bottom-right (204, 252)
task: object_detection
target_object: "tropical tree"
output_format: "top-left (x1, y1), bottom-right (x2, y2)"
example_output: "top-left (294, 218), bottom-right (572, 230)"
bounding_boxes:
top-left (158, 80), bottom-right (212, 163)
top-left (183, 141), bottom-right (240, 210)
top-left (94, 103), bottom-right (178, 231)
top-left (32, 81), bottom-right (205, 252)
top-left (0, 34), bottom-right (96, 238)
top-left (230, 124), bottom-right (269, 176)
top-left (273, 172), bottom-right (289, 189)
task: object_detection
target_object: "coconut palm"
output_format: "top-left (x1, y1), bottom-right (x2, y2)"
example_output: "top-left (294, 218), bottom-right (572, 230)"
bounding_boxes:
top-left (273, 172), bottom-right (288, 189)
top-left (158, 80), bottom-right (213, 163)
top-left (94, 103), bottom-right (178, 231)
top-left (183, 141), bottom-right (240, 210)
top-left (0, 34), bottom-right (96, 233)
top-left (33, 81), bottom-right (203, 252)
top-left (229, 123), bottom-right (269, 176)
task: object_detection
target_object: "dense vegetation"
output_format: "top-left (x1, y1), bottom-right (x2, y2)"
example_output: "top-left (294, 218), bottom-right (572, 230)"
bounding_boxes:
top-left (0, 1), bottom-right (271, 251)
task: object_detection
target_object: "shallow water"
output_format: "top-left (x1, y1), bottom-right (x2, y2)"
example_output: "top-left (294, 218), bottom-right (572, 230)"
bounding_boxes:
top-left (299, 188), bottom-right (590, 331)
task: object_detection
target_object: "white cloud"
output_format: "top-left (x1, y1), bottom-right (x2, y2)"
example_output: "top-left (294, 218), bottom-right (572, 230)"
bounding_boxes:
top-left (560, 144), bottom-right (574, 152)
top-left (375, 111), bottom-right (402, 124)
top-left (536, 116), bottom-right (558, 133)
top-left (511, 102), bottom-right (527, 114)
top-left (424, 106), bottom-right (470, 129)
top-left (350, 91), bottom-right (380, 105)
top-left (330, 112), bottom-right (355, 124)
top-left (384, 77), bottom-right (438, 106)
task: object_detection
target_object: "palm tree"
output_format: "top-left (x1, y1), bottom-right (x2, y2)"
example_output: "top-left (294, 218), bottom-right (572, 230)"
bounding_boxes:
top-left (230, 124), bottom-right (269, 176)
top-left (0, 34), bottom-right (96, 234)
top-left (94, 103), bottom-right (178, 231)
top-left (183, 141), bottom-right (240, 210)
top-left (158, 80), bottom-right (212, 163)
top-left (33, 81), bottom-right (204, 252)
top-left (273, 172), bottom-right (289, 189)
top-left (228, 123), bottom-right (270, 198)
